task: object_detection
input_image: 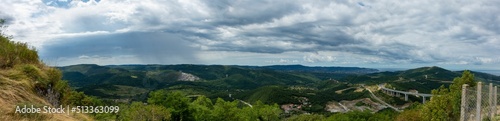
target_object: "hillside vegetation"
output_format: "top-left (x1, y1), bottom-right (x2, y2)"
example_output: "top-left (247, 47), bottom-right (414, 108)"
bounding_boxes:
top-left (59, 64), bottom-right (377, 110)
top-left (0, 35), bottom-right (93, 120)
top-left (60, 64), bottom-right (500, 103)
top-left (59, 64), bottom-right (324, 101)
top-left (56, 62), bottom-right (500, 120)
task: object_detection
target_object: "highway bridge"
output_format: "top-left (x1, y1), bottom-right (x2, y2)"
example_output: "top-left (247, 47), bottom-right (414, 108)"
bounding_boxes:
top-left (378, 84), bottom-right (433, 104)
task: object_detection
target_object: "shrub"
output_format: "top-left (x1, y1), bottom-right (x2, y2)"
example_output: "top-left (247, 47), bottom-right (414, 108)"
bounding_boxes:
top-left (118, 102), bottom-right (171, 121)
top-left (64, 91), bottom-right (104, 107)
top-left (396, 109), bottom-right (422, 121)
top-left (18, 64), bottom-right (44, 81)
top-left (0, 35), bottom-right (39, 69)
top-left (46, 68), bottom-right (62, 85)
top-left (286, 114), bottom-right (325, 121)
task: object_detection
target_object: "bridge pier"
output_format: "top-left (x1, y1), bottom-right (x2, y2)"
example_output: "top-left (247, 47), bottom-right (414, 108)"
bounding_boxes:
top-left (405, 94), bottom-right (408, 101)
top-left (422, 96), bottom-right (426, 104)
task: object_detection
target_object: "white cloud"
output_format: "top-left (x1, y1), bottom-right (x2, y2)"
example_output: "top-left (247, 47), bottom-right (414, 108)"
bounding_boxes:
top-left (303, 53), bottom-right (336, 63)
top-left (1, 0), bottom-right (499, 69)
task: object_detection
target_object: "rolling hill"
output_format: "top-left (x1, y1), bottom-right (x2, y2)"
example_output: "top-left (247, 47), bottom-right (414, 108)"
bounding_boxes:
top-left (58, 64), bottom-right (500, 113)
top-left (343, 66), bottom-right (500, 93)
top-left (58, 64), bottom-right (331, 101)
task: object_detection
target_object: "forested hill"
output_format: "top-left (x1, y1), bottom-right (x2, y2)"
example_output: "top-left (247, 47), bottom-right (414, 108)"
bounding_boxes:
top-left (55, 63), bottom-right (500, 120)
top-left (59, 64), bottom-right (325, 88)
top-left (344, 66), bottom-right (500, 83)
top-left (59, 64), bottom-right (380, 115)
top-left (59, 64), bottom-right (500, 99)
top-left (343, 66), bottom-right (500, 93)
top-left (59, 64), bottom-right (332, 102)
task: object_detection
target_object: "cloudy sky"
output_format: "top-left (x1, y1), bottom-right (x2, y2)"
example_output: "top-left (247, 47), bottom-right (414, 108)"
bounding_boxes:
top-left (1, 0), bottom-right (499, 70)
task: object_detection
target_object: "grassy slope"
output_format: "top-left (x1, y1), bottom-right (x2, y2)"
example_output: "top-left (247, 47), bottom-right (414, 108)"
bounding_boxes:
top-left (0, 35), bottom-right (91, 120)
top-left (0, 67), bottom-right (91, 120)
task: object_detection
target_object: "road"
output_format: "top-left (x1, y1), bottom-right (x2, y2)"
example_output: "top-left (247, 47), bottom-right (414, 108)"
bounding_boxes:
top-left (237, 99), bottom-right (253, 108)
top-left (363, 86), bottom-right (402, 112)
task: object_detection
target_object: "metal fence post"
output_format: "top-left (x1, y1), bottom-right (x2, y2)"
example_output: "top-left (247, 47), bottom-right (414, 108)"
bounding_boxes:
top-left (490, 83), bottom-right (494, 121)
top-left (460, 84), bottom-right (468, 121)
top-left (494, 86), bottom-right (498, 120)
top-left (477, 82), bottom-right (482, 121)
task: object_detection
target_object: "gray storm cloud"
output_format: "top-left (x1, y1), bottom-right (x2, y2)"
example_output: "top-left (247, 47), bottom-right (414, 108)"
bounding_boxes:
top-left (40, 32), bottom-right (199, 65)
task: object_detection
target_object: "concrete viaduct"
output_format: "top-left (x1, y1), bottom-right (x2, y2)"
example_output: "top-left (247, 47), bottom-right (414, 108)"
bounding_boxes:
top-left (378, 84), bottom-right (433, 104)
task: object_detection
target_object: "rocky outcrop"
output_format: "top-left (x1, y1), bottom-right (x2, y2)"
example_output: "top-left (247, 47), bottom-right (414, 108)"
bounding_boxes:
top-left (35, 84), bottom-right (61, 106)
top-left (177, 72), bottom-right (200, 81)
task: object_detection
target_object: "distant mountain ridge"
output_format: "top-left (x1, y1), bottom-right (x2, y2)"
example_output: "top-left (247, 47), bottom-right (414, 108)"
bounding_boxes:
top-left (241, 64), bottom-right (379, 74)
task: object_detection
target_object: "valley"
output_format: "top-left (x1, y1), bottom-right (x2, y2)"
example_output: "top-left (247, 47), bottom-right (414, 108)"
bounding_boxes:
top-left (59, 64), bottom-right (500, 115)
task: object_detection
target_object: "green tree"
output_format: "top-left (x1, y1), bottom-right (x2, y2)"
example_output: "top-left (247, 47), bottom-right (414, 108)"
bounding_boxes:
top-left (64, 91), bottom-right (103, 107)
top-left (421, 70), bottom-right (476, 121)
top-left (326, 110), bottom-right (373, 121)
top-left (148, 90), bottom-right (192, 121)
top-left (119, 102), bottom-right (171, 121)
top-left (192, 95), bottom-right (213, 108)
top-left (286, 114), bottom-right (325, 121)
top-left (395, 102), bottom-right (423, 121)
top-left (396, 109), bottom-right (423, 121)
top-left (238, 101), bottom-right (282, 121)
top-left (252, 101), bottom-right (282, 121)
top-left (190, 96), bottom-right (213, 121)
top-left (369, 109), bottom-right (398, 121)
top-left (211, 98), bottom-right (241, 121)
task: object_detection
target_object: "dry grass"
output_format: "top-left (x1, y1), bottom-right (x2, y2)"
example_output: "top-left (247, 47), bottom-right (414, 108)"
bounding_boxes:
top-left (0, 34), bottom-right (93, 120)
top-left (0, 66), bottom-right (92, 120)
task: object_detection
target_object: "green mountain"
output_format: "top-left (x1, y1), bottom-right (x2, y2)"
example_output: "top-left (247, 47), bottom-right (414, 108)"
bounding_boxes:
top-left (58, 64), bottom-right (500, 114)
top-left (343, 66), bottom-right (500, 93)
top-left (399, 66), bottom-right (460, 80)
top-left (59, 64), bottom-right (327, 102)
top-left (457, 70), bottom-right (500, 83)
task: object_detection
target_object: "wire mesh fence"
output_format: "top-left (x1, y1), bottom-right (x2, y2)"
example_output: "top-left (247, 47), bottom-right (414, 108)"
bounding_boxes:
top-left (461, 82), bottom-right (499, 121)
